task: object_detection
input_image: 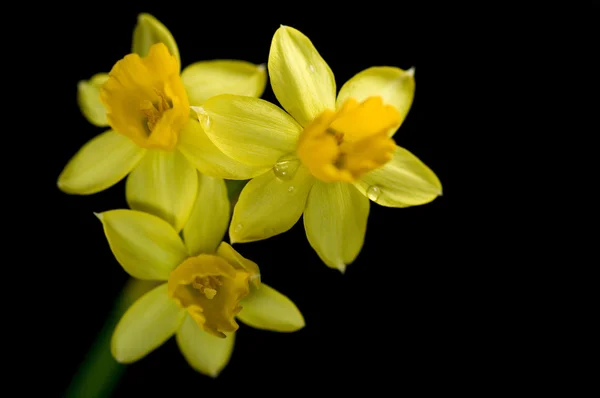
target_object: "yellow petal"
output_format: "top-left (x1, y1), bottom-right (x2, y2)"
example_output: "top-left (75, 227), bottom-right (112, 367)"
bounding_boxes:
top-left (355, 146), bottom-right (442, 207)
top-left (97, 209), bottom-right (187, 280)
top-left (336, 67), bottom-right (415, 136)
top-left (125, 149), bottom-right (197, 232)
top-left (238, 283), bottom-right (305, 332)
top-left (178, 118), bottom-right (268, 180)
top-left (215, 242), bottom-right (261, 285)
top-left (57, 130), bottom-right (145, 195)
top-left (268, 26), bottom-right (336, 127)
top-left (183, 174), bottom-right (230, 255)
top-left (176, 314), bottom-right (235, 377)
top-left (303, 182), bottom-right (369, 272)
top-left (112, 284), bottom-right (185, 363)
top-left (132, 13), bottom-right (180, 71)
top-left (77, 73), bottom-right (109, 127)
top-left (195, 95), bottom-right (302, 167)
top-left (229, 164), bottom-right (314, 243)
top-left (181, 60), bottom-right (267, 106)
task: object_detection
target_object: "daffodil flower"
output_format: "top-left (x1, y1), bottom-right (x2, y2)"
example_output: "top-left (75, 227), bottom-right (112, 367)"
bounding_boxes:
top-left (96, 175), bottom-right (304, 377)
top-left (193, 26), bottom-right (442, 272)
top-left (58, 13), bottom-right (267, 232)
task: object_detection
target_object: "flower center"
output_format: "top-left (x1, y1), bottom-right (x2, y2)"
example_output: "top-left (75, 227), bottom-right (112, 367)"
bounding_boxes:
top-left (168, 254), bottom-right (250, 338)
top-left (100, 43), bottom-right (190, 151)
top-left (140, 91), bottom-right (173, 133)
top-left (296, 96), bottom-right (400, 182)
top-left (191, 275), bottom-right (222, 299)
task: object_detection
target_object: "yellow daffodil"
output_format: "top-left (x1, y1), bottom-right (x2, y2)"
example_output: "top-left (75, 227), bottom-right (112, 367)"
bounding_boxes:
top-left (58, 13), bottom-right (267, 232)
top-left (193, 26), bottom-right (442, 272)
top-left (96, 174), bottom-right (304, 377)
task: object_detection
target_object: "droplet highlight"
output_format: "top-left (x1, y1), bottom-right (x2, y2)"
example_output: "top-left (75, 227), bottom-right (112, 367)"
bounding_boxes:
top-left (191, 106), bottom-right (211, 129)
top-left (308, 64), bottom-right (315, 72)
top-left (234, 223), bottom-right (243, 233)
top-left (273, 154), bottom-right (300, 181)
top-left (288, 186), bottom-right (295, 193)
top-left (366, 185), bottom-right (382, 201)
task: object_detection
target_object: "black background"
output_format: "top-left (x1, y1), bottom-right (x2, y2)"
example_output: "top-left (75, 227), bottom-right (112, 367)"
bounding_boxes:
top-left (44, 4), bottom-right (453, 396)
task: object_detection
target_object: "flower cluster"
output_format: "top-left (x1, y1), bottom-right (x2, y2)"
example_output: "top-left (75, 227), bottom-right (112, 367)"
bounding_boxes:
top-left (58, 14), bottom-right (441, 377)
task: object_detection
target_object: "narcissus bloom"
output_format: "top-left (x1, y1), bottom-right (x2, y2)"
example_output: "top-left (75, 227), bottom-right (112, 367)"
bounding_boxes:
top-left (58, 13), bottom-right (267, 232)
top-left (194, 26), bottom-right (442, 272)
top-left (96, 175), bottom-right (304, 377)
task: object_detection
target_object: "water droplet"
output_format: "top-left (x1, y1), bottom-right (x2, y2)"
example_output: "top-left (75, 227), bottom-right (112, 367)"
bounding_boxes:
top-left (288, 186), bottom-right (295, 193)
top-left (191, 106), bottom-right (211, 129)
top-left (366, 185), bottom-right (382, 201)
top-left (234, 223), bottom-right (243, 233)
top-left (273, 154), bottom-right (300, 181)
top-left (308, 64), bottom-right (315, 72)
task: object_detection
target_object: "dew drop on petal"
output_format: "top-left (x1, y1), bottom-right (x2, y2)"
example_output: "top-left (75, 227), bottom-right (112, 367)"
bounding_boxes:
top-left (308, 64), bottom-right (315, 72)
top-left (192, 106), bottom-right (211, 129)
top-left (273, 154), bottom-right (300, 181)
top-left (234, 223), bottom-right (243, 233)
top-left (288, 186), bottom-right (295, 193)
top-left (366, 185), bottom-right (382, 201)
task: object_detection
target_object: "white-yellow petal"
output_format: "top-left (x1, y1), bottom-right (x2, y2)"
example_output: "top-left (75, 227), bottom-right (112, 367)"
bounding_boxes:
top-left (268, 25), bottom-right (336, 127)
top-left (303, 182), bottom-right (370, 272)
top-left (336, 66), bottom-right (415, 136)
top-left (77, 73), bottom-right (109, 127)
top-left (181, 60), bottom-right (267, 106)
top-left (176, 314), bottom-right (235, 378)
top-left (238, 283), bottom-right (305, 332)
top-left (195, 95), bottom-right (302, 167)
top-left (97, 209), bottom-right (187, 280)
top-left (355, 146), bottom-right (442, 207)
top-left (125, 149), bottom-right (197, 232)
top-left (178, 118), bottom-right (268, 180)
top-left (112, 284), bottom-right (185, 363)
top-left (183, 174), bottom-right (230, 256)
top-left (57, 131), bottom-right (145, 195)
top-left (132, 13), bottom-right (180, 71)
top-left (230, 164), bottom-right (314, 243)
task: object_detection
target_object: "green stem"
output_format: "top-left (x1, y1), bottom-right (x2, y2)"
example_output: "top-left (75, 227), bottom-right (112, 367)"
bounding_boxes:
top-left (64, 279), bottom-right (157, 398)
top-left (225, 179), bottom-right (249, 207)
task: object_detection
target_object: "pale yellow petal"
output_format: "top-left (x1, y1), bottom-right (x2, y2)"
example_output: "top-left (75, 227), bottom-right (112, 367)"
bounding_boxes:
top-left (181, 60), bottom-right (267, 106)
top-left (125, 150), bottom-right (197, 232)
top-left (112, 284), bottom-right (185, 363)
top-left (303, 182), bottom-right (369, 272)
top-left (178, 118), bottom-right (268, 180)
top-left (336, 67), bottom-right (415, 136)
top-left (195, 95), bottom-right (302, 167)
top-left (215, 242), bottom-right (261, 285)
top-left (97, 209), bottom-right (187, 280)
top-left (57, 130), bottom-right (145, 195)
top-left (238, 283), bottom-right (305, 332)
top-left (176, 314), bottom-right (235, 378)
top-left (132, 13), bottom-right (180, 71)
top-left (268, 25), bottom-right (336, 127)
top-left (183, 174), bottom-right (230, 256)
top-left (230, 164), bottom-right (314, 243)
top-left (77, 73), bottom-right (109, 127)
top-left (355, 146), bottom-right (442, 207)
